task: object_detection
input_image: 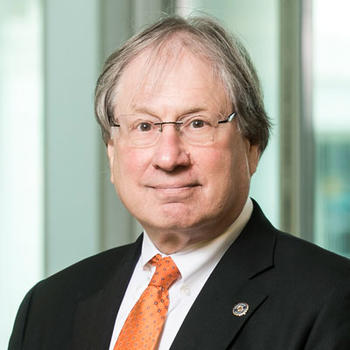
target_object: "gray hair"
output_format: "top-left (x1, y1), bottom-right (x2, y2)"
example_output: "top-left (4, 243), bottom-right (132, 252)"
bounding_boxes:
top-left (95, 15), bottom-right (271, 152)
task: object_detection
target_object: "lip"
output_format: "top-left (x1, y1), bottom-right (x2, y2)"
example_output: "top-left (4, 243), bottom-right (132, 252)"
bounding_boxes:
top-left (150, 183), bottom-right (200, 190)
top-left (146, 183), bottom-right (201, 198)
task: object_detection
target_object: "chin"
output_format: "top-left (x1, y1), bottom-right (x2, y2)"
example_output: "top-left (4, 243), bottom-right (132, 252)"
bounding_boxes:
top-left (146, 212), bottom-right (214, 234)
top-left (138, 209), bottom-right (197, 232)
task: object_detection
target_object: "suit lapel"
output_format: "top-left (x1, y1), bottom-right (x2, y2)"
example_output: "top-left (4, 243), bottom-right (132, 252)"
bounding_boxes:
top-left (171, 202), bottom-right (276, 350)
top-left (71, 236), bottom-right (143, 350)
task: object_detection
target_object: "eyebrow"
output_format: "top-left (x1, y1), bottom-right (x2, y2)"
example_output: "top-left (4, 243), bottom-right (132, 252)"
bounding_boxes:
top-left (132, 105), bottom-right (209, 118)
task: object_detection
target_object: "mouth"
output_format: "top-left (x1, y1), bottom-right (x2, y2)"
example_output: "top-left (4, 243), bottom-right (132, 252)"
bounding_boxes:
top-left (151, 183), bottom-right (200, 190)
top-left (146, 183), bottom-right (201, 198)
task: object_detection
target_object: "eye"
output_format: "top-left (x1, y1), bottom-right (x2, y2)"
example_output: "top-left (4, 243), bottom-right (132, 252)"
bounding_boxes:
top-left (190, 119), bottom-right (205, 128)
top-left (186, 116), bottom-right (214, 129)
top-left (136, 121), bottom-right (153, 132)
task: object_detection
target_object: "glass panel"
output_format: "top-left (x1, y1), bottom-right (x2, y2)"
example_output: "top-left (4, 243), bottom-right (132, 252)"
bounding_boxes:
top-left (313, 0), bottom-right (350, 257)
top-left (0, 0), bottom-right (43, 346)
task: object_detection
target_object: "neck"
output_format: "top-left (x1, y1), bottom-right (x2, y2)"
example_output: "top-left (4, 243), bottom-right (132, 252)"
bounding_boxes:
top-left (142, 198), bottom-right (251, 254)
top-left (143, 214), bottom-right (241, 255)
top-left (149, 230), bottom-right (206, 254)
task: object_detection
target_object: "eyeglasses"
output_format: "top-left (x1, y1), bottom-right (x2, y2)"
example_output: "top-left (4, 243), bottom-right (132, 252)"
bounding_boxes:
top-left (110, 112), bottom-right (236, 147)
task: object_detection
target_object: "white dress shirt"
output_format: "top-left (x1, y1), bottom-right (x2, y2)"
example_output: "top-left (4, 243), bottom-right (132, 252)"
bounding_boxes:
top-left (109, 198), bottom-right (253, 350)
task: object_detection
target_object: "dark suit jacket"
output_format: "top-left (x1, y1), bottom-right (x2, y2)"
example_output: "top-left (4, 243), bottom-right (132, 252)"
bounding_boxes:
top-left (8, 201), bottom-right (350, 349)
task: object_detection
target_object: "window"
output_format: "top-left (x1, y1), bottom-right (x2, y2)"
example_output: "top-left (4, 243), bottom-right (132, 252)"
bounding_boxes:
top-left (313, 0), bottom-right (350, 257)
top-left (0, 1), bottom-right (43, 347)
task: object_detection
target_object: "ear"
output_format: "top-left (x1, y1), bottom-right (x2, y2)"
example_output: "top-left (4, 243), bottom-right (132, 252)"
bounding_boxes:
top-left (246, 141), bottom-right (260, 176)
top-left (107, 138), bottom-right (116, 184)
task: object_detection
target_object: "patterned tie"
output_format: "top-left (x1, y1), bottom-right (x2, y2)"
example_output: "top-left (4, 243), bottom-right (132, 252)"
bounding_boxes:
top-left (114, 254), bottom-right (180, 350)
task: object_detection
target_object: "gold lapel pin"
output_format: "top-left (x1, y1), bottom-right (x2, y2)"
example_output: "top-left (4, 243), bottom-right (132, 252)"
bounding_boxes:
top-left (232, 302), bottom-right (249, 317)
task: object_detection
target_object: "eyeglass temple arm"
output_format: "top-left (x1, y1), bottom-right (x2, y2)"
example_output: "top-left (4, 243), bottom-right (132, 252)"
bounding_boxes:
top-left (111, 120), bottom-right (120, 127)
top-left (218, 112), bottom-right (236, 124)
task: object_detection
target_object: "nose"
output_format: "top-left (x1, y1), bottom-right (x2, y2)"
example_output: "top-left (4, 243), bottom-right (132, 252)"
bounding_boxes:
top-left (151, 125), bottom-right (191, 172)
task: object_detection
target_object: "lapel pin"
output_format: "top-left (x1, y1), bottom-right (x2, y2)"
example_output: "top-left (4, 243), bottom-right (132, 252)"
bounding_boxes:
top-left (232, 302), bottom-right (249, 317)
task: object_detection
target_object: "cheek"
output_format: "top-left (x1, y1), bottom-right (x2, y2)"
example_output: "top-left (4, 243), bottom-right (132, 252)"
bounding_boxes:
top-left (203, 139), bottom-right (239, 172)
top-left (194, 148), bottom-right (232, 194)
top-left (111, 149), bottom-right (147, 210)
top-left (200, 141), bottom-right (249, 191)
top-left (113, 146), bottom-right (151, 185)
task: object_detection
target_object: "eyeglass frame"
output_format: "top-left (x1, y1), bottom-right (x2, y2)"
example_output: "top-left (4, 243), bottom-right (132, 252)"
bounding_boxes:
top-left (110, 112), bottom-right (237, 131)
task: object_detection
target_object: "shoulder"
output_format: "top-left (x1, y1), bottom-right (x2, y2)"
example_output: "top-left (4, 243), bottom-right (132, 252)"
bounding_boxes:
top-left (272, 232), bottom-right (350, 347)
top-left (247, 200), bottom-right (350, 296)
top-left (8, 240), bottom-right (142, 349)
top-left (273, 230), bottom-right (350, 285)
top-left (250, 199), bottom-right (350, 282)
top-left (33, 238), bottom-right (142, 300)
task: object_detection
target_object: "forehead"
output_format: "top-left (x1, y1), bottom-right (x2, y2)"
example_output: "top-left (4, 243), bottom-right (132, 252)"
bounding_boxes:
top-left (114, 39), bottom-right (230, 114)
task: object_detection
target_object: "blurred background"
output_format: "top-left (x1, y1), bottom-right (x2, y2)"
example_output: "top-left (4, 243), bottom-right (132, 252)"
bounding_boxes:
top-left (1, 0), bottom-right (349, 347)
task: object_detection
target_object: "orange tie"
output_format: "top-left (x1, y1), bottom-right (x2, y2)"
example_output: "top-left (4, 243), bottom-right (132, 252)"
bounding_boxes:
top-left (114, 254), bottom-right (180, 350)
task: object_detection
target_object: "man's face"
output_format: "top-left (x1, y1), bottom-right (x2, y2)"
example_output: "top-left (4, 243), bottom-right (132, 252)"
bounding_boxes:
top-left (107, 45), bottom-right (259, 249)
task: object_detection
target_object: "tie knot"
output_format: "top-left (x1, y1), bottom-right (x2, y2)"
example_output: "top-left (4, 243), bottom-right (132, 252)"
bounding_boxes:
top-left (149, 254), bottom-right (180, 290)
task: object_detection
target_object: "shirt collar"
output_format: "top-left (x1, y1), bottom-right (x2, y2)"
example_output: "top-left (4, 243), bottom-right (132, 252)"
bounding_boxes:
top-left (140, 197), bottom-right (253, 283)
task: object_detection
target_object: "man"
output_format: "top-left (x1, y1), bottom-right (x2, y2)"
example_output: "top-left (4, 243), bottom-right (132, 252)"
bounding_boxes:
top-left (9, 15), bottom-right (350, 350)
